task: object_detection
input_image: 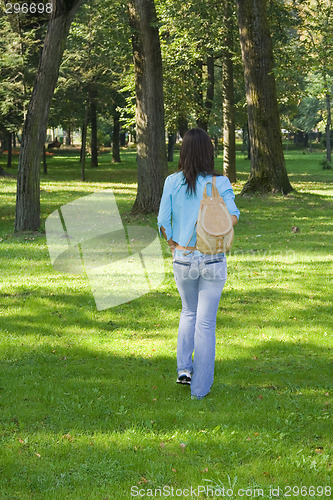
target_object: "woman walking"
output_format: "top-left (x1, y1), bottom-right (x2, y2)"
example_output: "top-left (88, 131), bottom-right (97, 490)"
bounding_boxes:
top-left (158, 128), bottom-right (240, 400)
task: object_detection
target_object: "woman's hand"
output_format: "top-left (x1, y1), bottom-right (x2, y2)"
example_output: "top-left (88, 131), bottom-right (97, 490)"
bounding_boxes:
top-left (161, 225), bottom-right (176, 257)
top-left (168, 240), bottom-right (177, 257)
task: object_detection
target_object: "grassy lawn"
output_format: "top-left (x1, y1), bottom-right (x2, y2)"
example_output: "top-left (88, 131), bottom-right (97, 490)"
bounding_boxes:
top-left (0, 148), bottom-right (332, 499)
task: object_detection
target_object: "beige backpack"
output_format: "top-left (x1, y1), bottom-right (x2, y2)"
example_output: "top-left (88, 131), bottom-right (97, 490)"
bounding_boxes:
top-left (185, 176), bottom-right (234, 254)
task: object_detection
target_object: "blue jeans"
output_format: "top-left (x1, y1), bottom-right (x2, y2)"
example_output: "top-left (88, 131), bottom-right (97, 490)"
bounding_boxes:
top-left (173, 249), bottom-right (227, 398)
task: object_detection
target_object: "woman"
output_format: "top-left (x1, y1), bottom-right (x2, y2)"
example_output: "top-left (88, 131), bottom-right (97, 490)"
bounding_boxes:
top-left (157, 128), bottom-right (240, 400)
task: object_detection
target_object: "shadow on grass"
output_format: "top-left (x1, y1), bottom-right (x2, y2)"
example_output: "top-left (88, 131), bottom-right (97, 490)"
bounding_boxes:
top-left (0, 149), bottom-right (332, 497)
top-left (0, 336), bottom-right (331, 497)
top-left (2, 271), bottom-right (332, 343)
top-left (1, 255), bottom-right (332, 498)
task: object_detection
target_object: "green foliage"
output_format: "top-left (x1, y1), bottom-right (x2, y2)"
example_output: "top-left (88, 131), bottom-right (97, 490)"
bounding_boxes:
top-left (320, 158), bottom-right (332, 170)
top-left (267, 0), bottom-right (307, 112)
top-left (292, 1), bottom-right (333, 144)
top-left (0, 149), bottom-right (332, 497)
top-left (156, 0), bottom-right (243, 132)
top-left (0, 6), bottom-right (45, 133)
top-left (49, 0), bottom-right (133, 132)
top-left (292, 96), bottom-right (322, 133)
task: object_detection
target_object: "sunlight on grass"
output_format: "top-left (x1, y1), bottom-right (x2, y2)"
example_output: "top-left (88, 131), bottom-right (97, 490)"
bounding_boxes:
top-left (0, 149), bottom-right (332, 498)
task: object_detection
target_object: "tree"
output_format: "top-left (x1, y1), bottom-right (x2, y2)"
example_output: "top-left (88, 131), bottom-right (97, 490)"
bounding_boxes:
top-left (291, 94), bottom-right (321, 150)
top-left (297, 0), bottom-right (333, 163)
top-left (15, 0), bottom-right (82, 231)
top-left (127, 0), bottom-right (167, 213)
top-left (0, 7), bottom-right (44, 175)
top-left (50, 0), bottom-right (132, 168)
top-left (157, 0), bottom-right (224, 138)
top-left (222, 0), bottom-right (236, 182)
top-left (195, 56), bottom-right (215, 132)
top-left (235, 0), bottom-right (293, 194)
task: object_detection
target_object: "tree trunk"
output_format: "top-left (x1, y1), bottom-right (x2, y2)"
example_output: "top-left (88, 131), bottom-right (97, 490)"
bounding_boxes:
top-left (196, 56), bottom-right (215, 132)
top-left (222, 0), bottom-right (236, 183)
top-left (167, 133), bottom-right (176, 162)
top-left (80, 120), bottom-right (85, 163)
top-left (128, 0), bottom-right (167, 213)
top-left (90, 88), bottom-right (98, 168)
top-left (112, 108), bottom-right (121, 163)
top-left (64, 128), bottom-right (71, 145)
top-left (195, 59), bottom-right (204, 129)
top-left (178, 115), bottom-right (188, 138)
top-left (15, 0), bottom-right (82, 232)
top-left (303, 133), bottom-right (309, 148)
top-left (246, 123), bottom-right (251, 159)
top-left (325, 92), bottom-right (332, 163)
top-left (43, 145), bottom-right (47, 174)
top-left (120, 131), bottom-right (126, 147)
top-left (80, 105), bottom-right (89, 182)
top-left (236, 0), bottom-right (293, 195)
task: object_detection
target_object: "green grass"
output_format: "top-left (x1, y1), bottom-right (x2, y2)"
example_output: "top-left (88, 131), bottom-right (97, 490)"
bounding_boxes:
top-left (0, 148), bottom-right (332, 499)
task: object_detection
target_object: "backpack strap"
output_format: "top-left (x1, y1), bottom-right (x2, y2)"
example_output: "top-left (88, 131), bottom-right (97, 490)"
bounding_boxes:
top-left (182, 221), bottom-right (197, 255)
top-left (212, 175), bottom-right (219, 196)
top-left (183, 176), bottom-right (218, 255)
top-left (202, 175), bottom-right (220, 199)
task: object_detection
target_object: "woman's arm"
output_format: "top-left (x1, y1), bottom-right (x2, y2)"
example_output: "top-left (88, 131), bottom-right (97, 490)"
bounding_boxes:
top-left (160, 226), bottom-right (177, 257)
top-left (231, 215), bottom-right (238, 226)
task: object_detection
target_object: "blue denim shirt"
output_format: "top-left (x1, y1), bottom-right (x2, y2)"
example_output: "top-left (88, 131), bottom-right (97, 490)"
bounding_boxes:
top-left (157, 171), bottom-right (240, 247)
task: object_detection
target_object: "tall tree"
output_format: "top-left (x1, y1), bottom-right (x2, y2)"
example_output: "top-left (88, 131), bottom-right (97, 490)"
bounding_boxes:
top-left (127, 0), bottom-right (167, 213)
top-left (51, 0), bottom-right (131, 168)
top-left (0, 7), bottom-right (43, 176)
top-left (236, 0), bottom-right (293, 194)
top-left (158, 0), bottom-right (227, 138)
top-left (222, 0), bottom-right (236, 183)
top-left (15, 0), bottom-right (82, 232)
top-left (297, 0), bottom-right (333, 163)
top-left (89, 85), bottom-right (98, 168)
top-left (195, 55), bottom-right (215, 131)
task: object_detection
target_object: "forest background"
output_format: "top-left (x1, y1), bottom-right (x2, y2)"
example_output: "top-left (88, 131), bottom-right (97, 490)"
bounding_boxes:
top-left (1, 0), bottom-right (333, 226)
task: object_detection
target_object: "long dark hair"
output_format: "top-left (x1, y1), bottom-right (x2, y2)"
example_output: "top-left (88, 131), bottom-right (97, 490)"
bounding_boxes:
top-left (178, 128), bottom-right (221, 194)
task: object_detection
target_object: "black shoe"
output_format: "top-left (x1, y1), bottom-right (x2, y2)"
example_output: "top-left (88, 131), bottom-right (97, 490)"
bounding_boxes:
top-left (176, 370), bottom-right (191, 385)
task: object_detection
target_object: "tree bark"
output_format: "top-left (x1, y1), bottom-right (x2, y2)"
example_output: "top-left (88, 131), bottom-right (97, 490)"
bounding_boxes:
top-left (80, 104), bottom-right (89, 182)
top-left (325, 92), bottom-right (332, 163)
top-left (15, 0), bottom-right (82, 231)
top-left (90, 87), bottom-right (98, 168)
top-left (43, 145), bottom-right (47, 174)
top-left (64, 128), bottom-right (71, 145)
top-left (195, 59), bottom-right (204, 129)
top-left (222, 0), bottom-right (236, 183)
top-left (167, 133), bottom-right (176, 162)
top-left (196, 56), bottom-right (215, 132)
top-left (120, 132), bottom-right (126, 146)
top-left (112, 108), bottom-right (121, 163)
top-left (236, 0), bottom-right (293, 194)
top-left (128, 0), bottom-right (167, 213)
top-left (178, 115), bottom-right (188, 138)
